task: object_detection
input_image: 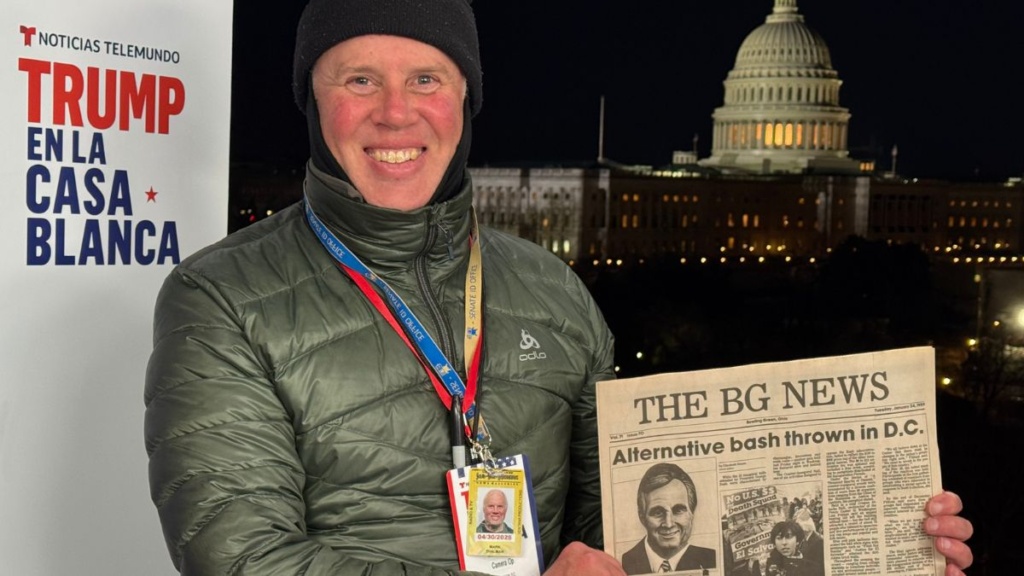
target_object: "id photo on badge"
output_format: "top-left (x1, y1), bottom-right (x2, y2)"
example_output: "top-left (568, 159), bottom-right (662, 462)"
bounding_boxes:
top-left (467, 468), bottom-right (524, 557)
top-left (476, 488), bottom-right (515, 535)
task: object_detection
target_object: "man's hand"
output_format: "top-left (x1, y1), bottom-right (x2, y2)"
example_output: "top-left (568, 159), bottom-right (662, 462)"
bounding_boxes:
top-left (543, 542), bottom-right (626, 576)
top-left (923, 491), bottom-right (973, 576)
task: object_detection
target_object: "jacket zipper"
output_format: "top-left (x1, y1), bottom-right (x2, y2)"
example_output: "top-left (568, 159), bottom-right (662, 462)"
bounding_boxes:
top-left (415, 207), bottom-right (458, 369)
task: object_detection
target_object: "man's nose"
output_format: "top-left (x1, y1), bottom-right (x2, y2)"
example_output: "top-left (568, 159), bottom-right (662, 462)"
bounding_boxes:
top-left (375, 85), bottom-right (414, 127)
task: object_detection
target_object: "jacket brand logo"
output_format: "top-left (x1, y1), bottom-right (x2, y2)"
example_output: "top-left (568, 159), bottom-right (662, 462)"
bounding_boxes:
top-left (519, 329), bottom-right (547, 361)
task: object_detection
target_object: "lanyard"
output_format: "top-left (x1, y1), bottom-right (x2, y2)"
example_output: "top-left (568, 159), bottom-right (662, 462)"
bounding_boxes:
top-left (303, 198), bottom-right (486, 442)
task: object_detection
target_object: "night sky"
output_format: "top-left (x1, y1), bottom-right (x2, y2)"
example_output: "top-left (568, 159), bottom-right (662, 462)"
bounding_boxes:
top-left (231, 1), bottom-right (1024, 182)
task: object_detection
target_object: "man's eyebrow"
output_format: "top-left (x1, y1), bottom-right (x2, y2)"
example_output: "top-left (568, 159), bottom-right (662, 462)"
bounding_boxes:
top-left (410, 65), bottom-right (459, 78)
top-left (319, 63), bottom-right (376, 78)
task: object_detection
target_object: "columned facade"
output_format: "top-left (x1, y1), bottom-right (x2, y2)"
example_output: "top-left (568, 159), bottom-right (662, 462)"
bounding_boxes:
top-left (700, 0), bottom-right (860, 175)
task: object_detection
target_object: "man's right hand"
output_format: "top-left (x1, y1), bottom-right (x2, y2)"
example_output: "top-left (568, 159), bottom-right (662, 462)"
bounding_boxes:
top-left (543, 542), bottom-right (626, 576)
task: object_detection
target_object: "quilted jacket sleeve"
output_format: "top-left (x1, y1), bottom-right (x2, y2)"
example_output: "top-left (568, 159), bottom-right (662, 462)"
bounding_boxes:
top-left (557, 271), bottom-right (616, 551)
top-left (144, 266), bottom-right (477, 576)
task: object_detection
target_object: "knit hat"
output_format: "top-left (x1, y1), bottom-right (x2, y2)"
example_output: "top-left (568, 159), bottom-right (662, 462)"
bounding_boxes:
top-left (292, 0), bottom-right (483, 117)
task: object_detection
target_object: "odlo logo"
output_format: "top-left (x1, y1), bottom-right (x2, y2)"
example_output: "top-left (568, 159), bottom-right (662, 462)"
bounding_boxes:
top-left (519, 329), bottom-right (547, 361)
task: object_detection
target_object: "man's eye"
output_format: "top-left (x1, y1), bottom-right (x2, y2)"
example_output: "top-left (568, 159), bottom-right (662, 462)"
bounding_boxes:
top-left (412, 75), bottom-right (441, 91)
top-left (672, 505), bottom-right (689, 515)
top-left (345, 76), bottom-right (376, 93)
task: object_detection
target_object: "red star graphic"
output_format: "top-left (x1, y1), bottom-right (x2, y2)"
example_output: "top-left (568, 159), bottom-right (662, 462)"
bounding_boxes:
top-left (146, 187), bottom-right (158, 202)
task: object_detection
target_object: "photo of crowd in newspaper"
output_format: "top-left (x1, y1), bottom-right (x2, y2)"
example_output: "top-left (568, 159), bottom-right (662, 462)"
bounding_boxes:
top-left (722, 482), bottom-right (824, 576)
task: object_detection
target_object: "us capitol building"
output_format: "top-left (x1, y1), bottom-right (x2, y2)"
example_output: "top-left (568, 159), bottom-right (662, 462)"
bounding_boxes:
top-left (467, 0), bottom-right (1024, 266)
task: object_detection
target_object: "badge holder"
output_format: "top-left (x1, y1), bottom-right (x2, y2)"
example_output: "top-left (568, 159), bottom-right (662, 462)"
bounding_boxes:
top-left (447, 454), bottom-right (544, 576)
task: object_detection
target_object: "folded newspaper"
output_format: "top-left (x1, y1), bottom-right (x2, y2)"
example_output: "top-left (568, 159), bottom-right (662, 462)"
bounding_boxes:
top-left (596, 347), bottom-right (945, 576)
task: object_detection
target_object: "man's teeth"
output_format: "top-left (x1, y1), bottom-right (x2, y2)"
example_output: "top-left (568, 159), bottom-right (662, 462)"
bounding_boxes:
top-left (369, 149), bottom-right (421, 163)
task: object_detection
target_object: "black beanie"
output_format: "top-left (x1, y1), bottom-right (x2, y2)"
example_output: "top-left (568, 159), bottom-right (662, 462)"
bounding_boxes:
top-left (293, 0), bottom-right (483, 118)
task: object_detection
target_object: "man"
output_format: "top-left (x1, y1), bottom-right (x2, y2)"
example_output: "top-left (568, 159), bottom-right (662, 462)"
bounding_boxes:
top-left (146, 1), bottom-right (620, 574)
top-left (793, 508), bottom-right (823, 571)
top-left (144, 1), bottom-right (974, 575)
top-left (621, 463), bottom-right (716, 574)
top-left (477, 490), bottom-right (514, 534)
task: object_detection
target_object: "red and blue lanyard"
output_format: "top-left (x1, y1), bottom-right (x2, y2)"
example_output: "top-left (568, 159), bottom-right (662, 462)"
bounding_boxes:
top-left (303, 198), bottom-right (484, 445)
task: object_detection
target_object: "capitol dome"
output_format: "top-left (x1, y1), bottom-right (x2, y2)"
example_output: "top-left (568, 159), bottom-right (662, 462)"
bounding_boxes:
top-left (700, 0), bottom-right (861, 175)
top-left (733, 0), bottom-right (833, 73)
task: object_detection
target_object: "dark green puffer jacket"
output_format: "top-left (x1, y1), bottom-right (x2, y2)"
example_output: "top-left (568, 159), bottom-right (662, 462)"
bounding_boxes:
top-left (144, 167), bottom-right (615, 574)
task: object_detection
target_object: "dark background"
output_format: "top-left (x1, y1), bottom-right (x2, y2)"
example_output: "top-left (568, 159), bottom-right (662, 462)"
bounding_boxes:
top-left (229, 2), bottom-right (1021, 573)
top-left (232, 0), bottom-right (1024, 181)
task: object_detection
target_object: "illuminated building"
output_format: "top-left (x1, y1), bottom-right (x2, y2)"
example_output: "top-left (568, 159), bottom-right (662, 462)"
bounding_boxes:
top-left (699, 0), bottom-right (861, 175)
top-left (466, 0), bottom-right (1024, 266)
top-left (233, 0), bottom-right (1024, 267)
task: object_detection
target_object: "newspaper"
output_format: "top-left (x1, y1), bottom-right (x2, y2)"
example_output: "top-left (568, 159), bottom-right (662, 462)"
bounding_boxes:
top-left (596, 347), bottom-right (945, 576)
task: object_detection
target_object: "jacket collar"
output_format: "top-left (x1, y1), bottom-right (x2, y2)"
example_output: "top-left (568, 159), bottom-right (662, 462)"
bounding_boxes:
top-left (303, 161), bottom-right (474, 274)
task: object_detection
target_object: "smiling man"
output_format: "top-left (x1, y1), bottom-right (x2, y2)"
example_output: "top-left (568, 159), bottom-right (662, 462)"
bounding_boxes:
top-left (478, 490), bottom-right (514, 534)
top-left (622, 464), bottom-right (716, 574)
top-left (145, 0), bottom-right (625, 574)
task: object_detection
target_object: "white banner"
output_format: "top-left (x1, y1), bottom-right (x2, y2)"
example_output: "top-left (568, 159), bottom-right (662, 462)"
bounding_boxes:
top-left (1, 2), bottom-right (232, 573)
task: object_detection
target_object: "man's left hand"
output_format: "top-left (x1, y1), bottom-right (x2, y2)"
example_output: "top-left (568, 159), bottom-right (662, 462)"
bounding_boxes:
top-left (923, 491), bottom-right (973, 576)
